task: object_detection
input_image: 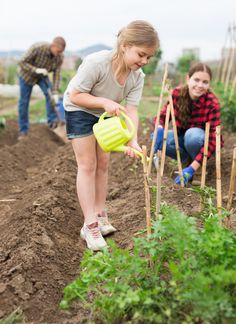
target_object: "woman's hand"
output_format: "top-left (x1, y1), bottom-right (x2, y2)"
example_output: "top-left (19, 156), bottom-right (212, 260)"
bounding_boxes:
top-left (103, 99), bottom-right (126, 116)
top-left (125, 139), bottom-right (142, 158)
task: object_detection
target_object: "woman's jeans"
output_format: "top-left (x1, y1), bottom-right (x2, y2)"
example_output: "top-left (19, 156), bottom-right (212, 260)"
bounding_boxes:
top-left (166, 128), bottom-right (205, 164)
top-left (18, 76), bottom-right (57, 134)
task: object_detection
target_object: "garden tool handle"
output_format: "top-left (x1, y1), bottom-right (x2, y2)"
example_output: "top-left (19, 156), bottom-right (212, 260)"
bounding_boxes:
top-left (44, 77), bottom-right (61, 122)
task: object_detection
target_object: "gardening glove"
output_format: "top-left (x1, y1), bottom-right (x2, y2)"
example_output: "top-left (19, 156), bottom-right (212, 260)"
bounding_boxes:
top-left (153, 153), bottom-right (159, 170)
top-left (175, 166), bottom-right (195, 186)
top-left (35, 68), bottom-right (48, 76)
top-left (52, 94), bottom-right (59, 105)
top-left (151, 127), bottom-right (164, 153)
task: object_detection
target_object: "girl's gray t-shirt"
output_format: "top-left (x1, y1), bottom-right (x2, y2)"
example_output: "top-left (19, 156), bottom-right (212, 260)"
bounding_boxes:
top-left (63, 50), bottom-right (145, 116)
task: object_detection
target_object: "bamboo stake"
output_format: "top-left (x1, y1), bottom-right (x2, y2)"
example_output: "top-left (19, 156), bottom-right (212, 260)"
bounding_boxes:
top-left (148, 64), bottom-right (168, 177)
top-left (156, 150), bottom-right (161, 218)
top-left (169, 94), bottom-right (184, 187)
top-left (226, 147), bottom-right (236, 210)
top-left (215, 126), bottom-right (222, 220)
top-left (221, 24), bottom-right (233, 84)
top-left (201, 122), bottom-right (210, 188)
top-left (142, 145), bottom-right (152, 236)
top-left (160, 104), bottom-right (171, 177)
top-left (216, 24), bottom-right (231, 82)
top-left (229, 73), bottom-right (236, 100)
top-left (224, 25), bottom-right (235, 90)
top-left (224, 39), bottom-right (236, 94)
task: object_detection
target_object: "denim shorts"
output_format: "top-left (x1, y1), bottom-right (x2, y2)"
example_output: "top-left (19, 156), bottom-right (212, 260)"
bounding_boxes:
top-left (65, 110), bottom-right (99, 139)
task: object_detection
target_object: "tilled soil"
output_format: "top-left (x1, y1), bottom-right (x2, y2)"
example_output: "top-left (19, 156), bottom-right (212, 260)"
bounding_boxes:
top-left (0, 120), bottom-right (235, 323)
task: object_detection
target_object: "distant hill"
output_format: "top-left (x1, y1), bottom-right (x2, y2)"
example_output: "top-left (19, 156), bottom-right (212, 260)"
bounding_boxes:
top-left (75, 43), bottom-right (112, 58)
top-left (0, 50), bottom-right (24, 59)
top-left (0, 43), bottom-right (112, 60)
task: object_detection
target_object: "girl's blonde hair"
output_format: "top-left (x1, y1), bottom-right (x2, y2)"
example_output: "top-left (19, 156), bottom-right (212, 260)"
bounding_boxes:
top-left (179, 63), bottom-right (212, 128)
top-left (113, 20), bottom-right (159, 79)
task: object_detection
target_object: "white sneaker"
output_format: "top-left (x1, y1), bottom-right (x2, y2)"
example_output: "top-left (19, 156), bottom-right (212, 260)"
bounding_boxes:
top-left (80, 222), bottom-right (107, 251)
top-left (17, 132), bottom-right (28, 141)
top-left (97, 213), bottom-right (117, 236)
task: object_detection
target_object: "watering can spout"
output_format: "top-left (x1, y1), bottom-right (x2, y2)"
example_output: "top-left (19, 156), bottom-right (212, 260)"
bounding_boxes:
top-left (115, 144), bottom-right (150, 163)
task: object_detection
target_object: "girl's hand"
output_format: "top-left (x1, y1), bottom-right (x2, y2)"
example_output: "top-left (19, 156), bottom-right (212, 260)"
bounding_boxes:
top-left (103, 99), bottom-right (126, 116)
top-left (125, 139), bottom-right (142, 158)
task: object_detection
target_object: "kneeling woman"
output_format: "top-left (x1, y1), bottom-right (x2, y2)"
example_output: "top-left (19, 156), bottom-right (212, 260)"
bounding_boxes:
top-left (153, 63), bottom-right (223, 185)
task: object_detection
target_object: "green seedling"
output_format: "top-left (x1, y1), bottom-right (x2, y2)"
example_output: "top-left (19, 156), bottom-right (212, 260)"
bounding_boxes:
top-left (191, 186), bottom-right (231, 221)
top-left (0, 308), bottom-right (24, 324)
top-left (60, 203), bottom-right (236, 324)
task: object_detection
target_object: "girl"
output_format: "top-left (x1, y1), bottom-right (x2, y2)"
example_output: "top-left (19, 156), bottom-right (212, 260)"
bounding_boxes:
top-left (64, 20), bottom-right (159, 250)
top-left (153, 63), bottom-right (223, 185)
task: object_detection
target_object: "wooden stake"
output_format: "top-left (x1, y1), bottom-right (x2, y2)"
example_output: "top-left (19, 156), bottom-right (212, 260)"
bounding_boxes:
top-left (215, 126), bottom-right (222, 219)
top-left (148, 64), bottom-right (168, 176)
top-left (216, 24), bottom-right (231, 82)
top-left (156, 150), bottom-right (162, 218)
top-left (142, 145), bottom-right (152, 236)
top-left (224, 23), bottom-right (236, 87)
top-left (221, 24), bottom-right (233, 84)
top-left (201, 122), bottom-right (210, 188)
top-left (229, 73), bottom-right (236, 100)
top-left (226, 147), bottom-right (236, 210)
top-left (160, 104), bottom-right (171, 177)
top-left (224, 42), bottom-right (236, 94)
top-left (169, 94), bottom-right (184, 187)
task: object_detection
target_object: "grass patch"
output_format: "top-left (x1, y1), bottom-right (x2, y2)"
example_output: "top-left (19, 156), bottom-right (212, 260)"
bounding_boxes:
top-left (0, 96), bottom-right (18, 109)
top-left (29, 99), bottom-right (47, 123)
top-left (139, 97), bottom-right (158, 120)
top-left (1, 99), bottom-right (46, 123)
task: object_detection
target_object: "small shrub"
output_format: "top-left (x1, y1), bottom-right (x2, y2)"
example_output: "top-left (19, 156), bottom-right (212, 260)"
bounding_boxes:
top-left (212, 81), bottom-right (236, 132)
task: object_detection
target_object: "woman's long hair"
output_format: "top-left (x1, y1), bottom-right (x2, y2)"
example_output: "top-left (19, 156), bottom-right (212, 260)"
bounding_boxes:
top-left (112, 20), bottom-right (159, 80)
top-left (178, 63), bottom-right (212, 129)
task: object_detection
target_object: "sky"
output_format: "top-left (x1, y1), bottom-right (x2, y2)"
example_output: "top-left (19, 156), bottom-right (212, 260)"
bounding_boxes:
top-left (1, 0), bottom-right (235, 63)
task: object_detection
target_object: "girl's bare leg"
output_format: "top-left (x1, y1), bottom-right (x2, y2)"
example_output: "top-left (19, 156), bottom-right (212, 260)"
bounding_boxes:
top-left (95, 143), bottom-right (110, 214)
top-left (72, 135), bottom-right (97, 225)
top-left (95, 143), bottom-right (116, 235)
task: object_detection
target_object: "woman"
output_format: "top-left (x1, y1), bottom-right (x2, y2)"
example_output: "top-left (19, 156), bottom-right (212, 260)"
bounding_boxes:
top-left (153, 63), bottom-right (223, 185)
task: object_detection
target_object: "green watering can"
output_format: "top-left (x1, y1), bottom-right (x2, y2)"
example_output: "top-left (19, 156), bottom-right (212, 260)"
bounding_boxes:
top-left (93, 111), bottom-right (149, 162)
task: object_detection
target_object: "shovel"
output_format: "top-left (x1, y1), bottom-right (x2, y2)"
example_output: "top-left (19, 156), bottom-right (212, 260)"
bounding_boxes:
top-left (45, 77), bottom-right (68, 142)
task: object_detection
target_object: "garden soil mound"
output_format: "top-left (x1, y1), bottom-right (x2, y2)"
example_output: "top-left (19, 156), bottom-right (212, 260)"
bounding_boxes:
top-left (0, 120), bottom-right (235, 323)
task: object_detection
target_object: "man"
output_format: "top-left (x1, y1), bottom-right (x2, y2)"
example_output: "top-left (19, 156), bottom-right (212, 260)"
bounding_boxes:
top-left (18, 36), bottom-right (66, 139)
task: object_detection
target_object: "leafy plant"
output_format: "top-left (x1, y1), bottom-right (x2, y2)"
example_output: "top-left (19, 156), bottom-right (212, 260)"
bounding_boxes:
top-left (191, 186), bottom-right (231, 224)
top-left (60, 203), bottom-right (236, 323)
top-left (176, 53), bottom-right (198, 75)
top-left (211, 81), bottom-right (236, 131)
top-left (5, 64), bottom-right (18, 85)
top-left (191, 186), bottom-right (217, 219)
top-left (220, 98), bottom-right (236, 131)
top-left (59, 69), bottom-right (75, 94)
